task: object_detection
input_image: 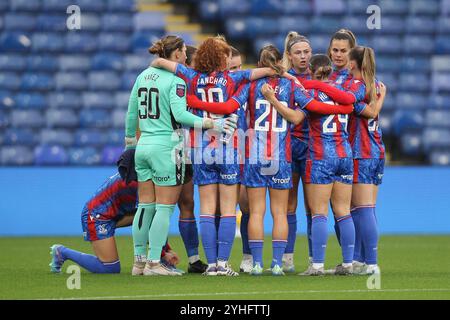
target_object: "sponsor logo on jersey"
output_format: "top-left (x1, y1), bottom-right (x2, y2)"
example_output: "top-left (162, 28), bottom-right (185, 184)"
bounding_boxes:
top-left (220, 173), bottom-right (238, 180)
top-left (272, 176), bottom-right (291, 184)
top-left (154, 175), bottom-right (171, 182)
top-left (341, 174), bottom-right (353, 181)
top-left (176, 84), bottom-right (185, 97)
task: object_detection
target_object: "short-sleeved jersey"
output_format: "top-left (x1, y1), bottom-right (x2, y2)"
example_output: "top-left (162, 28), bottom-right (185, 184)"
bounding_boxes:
top-left (175, 64), bottom-right (251, 148)
top-left (349, 80), bottom-right (385, 159)
top-left (85, 173), bottom-right (138, 220)
top-left (289, 68), bottom-right (312, 142)
top-left (126, 67), bottom-right (187, 146)
top-left (303, 86), bottom-right (352, 160)
top-left (232, 76), bottom-right (313, 163)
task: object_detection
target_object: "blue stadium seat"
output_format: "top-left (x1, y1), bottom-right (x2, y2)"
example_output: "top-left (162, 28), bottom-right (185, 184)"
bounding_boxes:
top-left (112, 109), bottom-right (126, 127)
top-left (342, 16), bottom-right (372, 35)
top-left (438, 17), bottom-right (450, 34)
top-left (42, 0), bottom-right (73, 11)
top-left (121, 72), bottom-right (138, 90)
top-left (0, 73), bottom-right (21, 90)
top-left (131, 32), bottom-right (163, 53)
top-left (34, 145), bottom-right (69, 165)
top-left (281, 0), bottom-right (313, 15)
top-left (68, 147), bottom-right (101, 165)
top-left (432, 56), bottom-right (450, 72)
top-left (46, 109), bottom-right (78, 128)
top-left (410, 0), bottom-right (439, 15)
top-left (218, 0), bottom-right (251, 16)
top-left (40, 129), bottom-right (74, 146)
top-left (372, 36), bottom-right (403, 54)
top-left (1, 146), bottom-right (34, 165)
top-left (89, 72), bottom-right (121, 91)
top-left (398, 73), bottom-right (429, 92)
top-left (225, 18), bottom-right (248, 39)
top-left (78, 14), bottom-right (101, 32)
top-left (429, 149), bottom-right (450, 166)
top-left (74, 129), bottom-right (107, 146)
top-left (435, 36), bottom-right (450, 54)
top-left (15, 93), bottom-right (47, 109)
top-left (171, 33), bottom-right (194, 46)
top-left (252, 36), bottom-right (285, 56)
top-left (98, 33), bottom-right (132, 52)
top-left (102, 13), bottom-right (133, 32)
top-left (346, 0), bottom-right (374, 14)
top-left (396, 92), bottom-right (428, 109)
top-left (124, 54), bottom-right (149, 71)
top-left (48, 92), bottom-right (83, 109)
top-left (36, 15), bottom-right (67, 32)
top-left (0, 110), bottom-right (8, 128)
top-left (308, 35), bottom-right (330, 54)
top-left (10, 110), bottom-right (45, 128)
top-left (425, 110), bottom-right (450, 127)
top-left (0, 91), bottom-right (15, 109)
top-left (442, 0), bottom-right (450, 15)
top-left (405, 16), bottom-right (436, 34)
top-left (32, 33), bottom-right (65, 52)
top-left (403, 36), bottom-right (435, 55)
top-left (249, 0), bottom-right (283, 15)
top-left (376, 73), bottom-right (398, 92)
top-left (392, 109), bottom-right (424, 136)
top-left (431, 73), bottom-right (450, 92)
top-left (27, 55), bottom-right (59, 71)
top-left (400, 131), bottom-right (422, 156)
top-left (74, 0), bottom-right (106, 12)
top-left (91, 53), bottom-right (124, 71)
top-left (429, 94), bottom-right (450, 109)
top-left (3, 128), bottom-right (36, 146)
top-left (59, 55), bottom-right (91, 71)
top-left (380, 92), bottom-right (395, 110)
top-left (376, 56), bottom-right (401, 73)
top-left (102, 146), bottom-right (123, 165)
top-left (422, 128), bottom-right (450, 151)
top-left (114, 91), bottom-right (131, 109)
top-left (133, 12), bottom-right (166, 32)
top-left (378, 110), bottom-right (393, 135)
top-left (4, 14), bottom-right (36, 31)
top-left (379, 0), bottom-right (409, 15)
top-left (0, 1), bottom-right (9, 11)
top-left (55, 73), bottom-right (88, 91)
top-left (313, 0), bottom-right (345, 15)
top-left (107, 0), bottom-right (136, 12)
top-left (0, 55), bottom-right (26, 71)
top-left (0, 32), bottom-right (31, 52)
top-left (107, 129), bottom-right (125, 145)
top-left (378, 16), bottom-right (405, 34)
top-left (65, 33), bottom-right (98, 53)
top-left (310, 16), bottom-right (342, 34)
top-left (246, 17), bottom-right (279, 37)
top-left (199, 1), bottom-right (219, 21)
top-left (21, 73), bottom-right (55, 91)
top-left (82, 92), bottom-right (115, 109)
top-left (401, 57), bottom-right (431, 72)
top-left (278, 16), bottom-right (311, 34)
top-left (79, 109), bottom-right (112, 128)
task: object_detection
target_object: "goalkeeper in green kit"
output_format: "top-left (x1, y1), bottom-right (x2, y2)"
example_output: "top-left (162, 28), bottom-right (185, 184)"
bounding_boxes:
top-left (125, 35), bottom-right (237, 276)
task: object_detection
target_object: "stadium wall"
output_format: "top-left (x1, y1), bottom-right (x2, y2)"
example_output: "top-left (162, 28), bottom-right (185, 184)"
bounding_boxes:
top-left (1, 167), bottom-right (449, 236)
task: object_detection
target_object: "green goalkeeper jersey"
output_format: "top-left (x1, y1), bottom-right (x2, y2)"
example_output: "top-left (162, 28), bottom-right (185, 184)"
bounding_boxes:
top-left (125, 67), bottom-right (202, 146)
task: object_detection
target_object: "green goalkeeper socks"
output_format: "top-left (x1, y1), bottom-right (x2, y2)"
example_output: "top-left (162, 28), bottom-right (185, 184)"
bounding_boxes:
top-left (132, 203), bottom-right (156, 257)
top-left (148, 204), bottom-right (176, 262)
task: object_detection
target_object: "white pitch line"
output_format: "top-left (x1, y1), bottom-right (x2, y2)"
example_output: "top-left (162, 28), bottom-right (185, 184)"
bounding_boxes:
top-left (41, 288), bottom-right (450, 300)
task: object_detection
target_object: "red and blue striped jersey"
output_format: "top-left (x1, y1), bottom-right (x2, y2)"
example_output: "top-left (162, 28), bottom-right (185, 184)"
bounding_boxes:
top-left (303, 86), bottom-right (352, 160)
top-left (232, 77), bottom-right (313, 162)
top-left (329, 67), bottom-right (352, 86)
top-left (289, 68), bottom-right (312, 143)
top-left (175, 64), bottom-right (251, 148)
top-left (85, 173), bottom-right (138, 220)
top-left (349, 80), bottom-right (385, 159)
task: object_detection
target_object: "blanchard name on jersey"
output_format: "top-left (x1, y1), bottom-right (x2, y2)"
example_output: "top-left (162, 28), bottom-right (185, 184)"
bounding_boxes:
top-left (197, 76), bottom-right (227, 86)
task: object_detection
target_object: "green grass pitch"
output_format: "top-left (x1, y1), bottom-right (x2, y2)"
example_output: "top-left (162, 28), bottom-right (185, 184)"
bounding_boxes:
top-left (1, 235), bottom-right (449, 300)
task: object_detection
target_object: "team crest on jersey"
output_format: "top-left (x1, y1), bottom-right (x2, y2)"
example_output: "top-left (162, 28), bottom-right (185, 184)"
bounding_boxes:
top-left (176, 84), bottom-right (186, 97)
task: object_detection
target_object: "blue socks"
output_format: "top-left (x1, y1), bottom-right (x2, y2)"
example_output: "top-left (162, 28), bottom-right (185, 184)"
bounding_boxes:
top-left (359, 206), bottom-right (379, 265)
top-left (217, 215), bottom-right (236, 262)
top-left (249, 240), bottom-right (264, 267)
top-left (240, 212), bottom-right (251, 255)
top-left (200, 214), bottom-right (217, 264)
top-left (336, 214), bottom-right (356, 264)
top-left (60, 247), bottom-right (120, 273)
top-left (351, 208), bottom-right (363, 262)
top-left (306, 214), bottom-right (313, 258)
top-left (272, 240), bottom-right (288, 268)
top-left (285, 213), bottom-right (297, 254)
top-left (178, 218), bottom-right (199, 258)
top-left (311, 214), bottom-right (328, 263)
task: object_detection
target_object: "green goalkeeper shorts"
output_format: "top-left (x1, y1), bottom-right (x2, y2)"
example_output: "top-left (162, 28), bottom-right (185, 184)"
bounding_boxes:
top-left (135, 143), bottom-right (185, 186)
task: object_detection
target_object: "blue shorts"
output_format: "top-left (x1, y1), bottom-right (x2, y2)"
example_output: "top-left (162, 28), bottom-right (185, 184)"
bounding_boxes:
top-left (291, 137), bottom-right (308, 176)
top-left (244, 160), bottom-right (293, 189)
top-left (192, 146), bottom-right (240, 185)
top-left (304, 158), bottom-right (353, 185)
top-left (353, 158), bottom-right (385, 185)
top-left (81, 206), bottom-right (116, 241)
